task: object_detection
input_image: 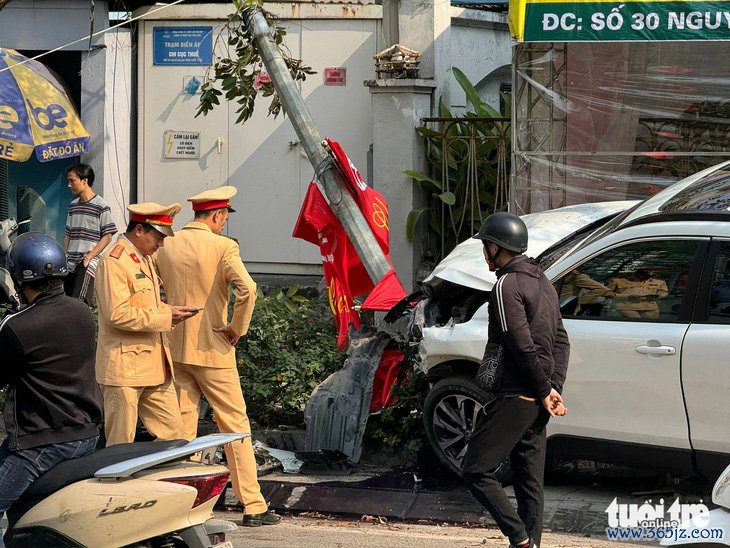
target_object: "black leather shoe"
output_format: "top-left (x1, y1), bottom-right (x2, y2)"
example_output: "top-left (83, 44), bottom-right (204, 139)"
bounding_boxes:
top-left (241, 510), bottom-right (282, 527)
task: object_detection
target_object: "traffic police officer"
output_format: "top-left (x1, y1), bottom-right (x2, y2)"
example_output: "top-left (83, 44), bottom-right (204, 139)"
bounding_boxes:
top-left (154, 186), bottom-right (280, 527)
top-left (95, 202), bottom-right (198, 445)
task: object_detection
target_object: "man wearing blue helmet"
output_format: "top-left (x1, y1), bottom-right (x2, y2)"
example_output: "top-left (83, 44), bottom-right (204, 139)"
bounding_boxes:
top-left (0, 233), bottom-right (102, 536)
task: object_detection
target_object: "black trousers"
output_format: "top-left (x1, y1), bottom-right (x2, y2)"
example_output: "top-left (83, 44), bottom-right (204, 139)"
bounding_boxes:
top-left (63, 263), bottom-right (95, 306)
top-left (462, 396), bottom-right (550, 546)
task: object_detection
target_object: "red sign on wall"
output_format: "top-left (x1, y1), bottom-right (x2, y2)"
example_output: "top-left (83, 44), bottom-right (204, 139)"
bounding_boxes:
top-left (324, 67), bottom-right (347, 86)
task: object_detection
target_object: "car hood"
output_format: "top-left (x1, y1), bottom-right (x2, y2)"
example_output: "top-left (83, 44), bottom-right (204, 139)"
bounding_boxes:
top-left (424, 201), bottom-right (638, 292)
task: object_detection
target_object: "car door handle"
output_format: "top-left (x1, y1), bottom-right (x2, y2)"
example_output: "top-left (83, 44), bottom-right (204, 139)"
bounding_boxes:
top-left (635, 345), bottom-right (676, 356)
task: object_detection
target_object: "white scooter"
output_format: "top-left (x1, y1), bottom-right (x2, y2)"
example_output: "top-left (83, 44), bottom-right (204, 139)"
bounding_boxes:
top-left (660, 463), bottom-right (730, 546)
top-left (4, 433), bottom-right (245, 547)
top-left (0, 218), bottom-right (25, 309)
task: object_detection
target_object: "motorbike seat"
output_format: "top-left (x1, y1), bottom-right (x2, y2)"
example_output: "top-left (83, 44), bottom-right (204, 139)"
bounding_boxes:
top-left (6, 439), bottom-right (188, 529)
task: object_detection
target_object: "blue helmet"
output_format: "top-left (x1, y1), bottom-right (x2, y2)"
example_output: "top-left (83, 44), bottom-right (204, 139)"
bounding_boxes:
top-left (7, 233), bottom-right (68, 284)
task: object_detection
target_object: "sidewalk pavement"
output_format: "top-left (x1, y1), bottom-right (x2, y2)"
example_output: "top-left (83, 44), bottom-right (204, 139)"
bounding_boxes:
top-left (222, 466), bottom-right (677, 542)
top-left (245, 430), bottom-right (714, 542)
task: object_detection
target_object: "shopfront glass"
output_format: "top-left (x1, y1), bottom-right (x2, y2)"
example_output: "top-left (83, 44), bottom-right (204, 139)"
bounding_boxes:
top-left (513, 41), bottom-right (730, 212)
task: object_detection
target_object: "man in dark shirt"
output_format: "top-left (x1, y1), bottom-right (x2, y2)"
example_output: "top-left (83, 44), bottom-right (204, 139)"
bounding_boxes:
top-left (0, 233), bottom-right (102, 528)
top-left (463, 213), bottom-right (570, 548)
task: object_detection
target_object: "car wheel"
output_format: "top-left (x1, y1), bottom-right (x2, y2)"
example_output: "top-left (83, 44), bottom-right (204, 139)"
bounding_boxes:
top-left (423, 375), bottom-right (510, 479)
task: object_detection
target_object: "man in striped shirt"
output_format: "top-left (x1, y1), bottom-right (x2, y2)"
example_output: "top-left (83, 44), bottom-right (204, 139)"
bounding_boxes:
top-left (64, 164), bottom-right (118, 305)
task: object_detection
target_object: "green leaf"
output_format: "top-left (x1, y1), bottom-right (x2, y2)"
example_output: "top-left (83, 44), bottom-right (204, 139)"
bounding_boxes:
top-left (286, 284), bottom-right (300, 298)
top-left (406, 208), bottom-right (429, 242)
top-left (427, 214), bottom-right (442, 236)
top-left (403, 170), bottom-right (442, 190)
top-left (435, 191), bottom-right (456, 205)
top-left (438, 97), bottom-right (453, 119)
top-left (452, 66), bottom-right (501, 118)
top-left (416, 127), bottom-right (443, 138)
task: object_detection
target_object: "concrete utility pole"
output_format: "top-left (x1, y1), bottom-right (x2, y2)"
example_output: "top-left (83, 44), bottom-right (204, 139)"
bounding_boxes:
top-left (244, 8), bottom-right (392, 285)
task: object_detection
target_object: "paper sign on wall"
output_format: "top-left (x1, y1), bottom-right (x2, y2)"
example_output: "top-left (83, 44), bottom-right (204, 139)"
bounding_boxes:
top-left (163, 131), bottom-right (200, 159)
top-left (324, 67), bottom-right (347, 86)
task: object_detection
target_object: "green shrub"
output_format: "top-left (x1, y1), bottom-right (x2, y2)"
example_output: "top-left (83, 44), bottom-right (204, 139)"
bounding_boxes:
top-left (363, 370), bottom-right (429, 461)
top-left (236, 286), bottom-right (344, 427)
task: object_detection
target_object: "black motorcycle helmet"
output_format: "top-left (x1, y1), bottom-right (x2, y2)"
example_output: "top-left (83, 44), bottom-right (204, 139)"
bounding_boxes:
top-left (473, 212), bottom-right (528, 253)
top-left (7, 233), bottom-right (68, 285)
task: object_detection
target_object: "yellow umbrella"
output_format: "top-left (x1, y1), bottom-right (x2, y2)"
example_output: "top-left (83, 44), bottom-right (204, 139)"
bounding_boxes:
top-left (0, 48), bottom-right (90, 162)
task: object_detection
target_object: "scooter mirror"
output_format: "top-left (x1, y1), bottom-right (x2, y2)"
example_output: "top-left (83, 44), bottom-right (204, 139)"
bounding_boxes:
top-left (0, 226), bottom-right (11, 255)
top-left (713, 463), bottom-right (730, 509)
top-left (0, 218), bottom-right (24, 255)
top-left (0, 267), bottom-right (20, 309)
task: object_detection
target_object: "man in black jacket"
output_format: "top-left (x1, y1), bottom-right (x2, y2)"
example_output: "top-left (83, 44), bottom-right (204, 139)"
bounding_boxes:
top-left (0, 234), bottom-right (102, 526)
top-left (463, 212), bottom-right (570, 548)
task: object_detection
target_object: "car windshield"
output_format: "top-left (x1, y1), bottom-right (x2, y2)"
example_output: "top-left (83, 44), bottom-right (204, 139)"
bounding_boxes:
top-left (553, 202), bottom-right (643, 262)
top-left (536, 213), bottom-right (627, 271)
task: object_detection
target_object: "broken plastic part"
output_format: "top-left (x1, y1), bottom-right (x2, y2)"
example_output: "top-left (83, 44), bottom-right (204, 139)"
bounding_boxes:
top-left (304, 329), bottom-right (391, 463)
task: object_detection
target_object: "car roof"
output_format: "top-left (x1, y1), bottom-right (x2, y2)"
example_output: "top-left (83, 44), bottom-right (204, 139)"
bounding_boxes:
top-left (562, 160), bottom-right (730, 256)
top-left (424, 200), bottom-right (638, 292)
top-left (618, 160), bottom-right (730, 227)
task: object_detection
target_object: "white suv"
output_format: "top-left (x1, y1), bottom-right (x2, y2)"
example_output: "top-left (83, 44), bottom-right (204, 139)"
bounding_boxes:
top-left (415, 161), bottom-right (730, 479)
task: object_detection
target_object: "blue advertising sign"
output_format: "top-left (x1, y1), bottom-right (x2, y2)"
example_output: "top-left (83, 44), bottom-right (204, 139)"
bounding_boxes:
top-left (153, 26), bottom-right (213, 66)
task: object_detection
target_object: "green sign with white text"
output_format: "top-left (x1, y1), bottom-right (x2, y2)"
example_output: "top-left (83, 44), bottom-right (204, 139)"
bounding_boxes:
top-left (520, 1), bottom-right (730, 42)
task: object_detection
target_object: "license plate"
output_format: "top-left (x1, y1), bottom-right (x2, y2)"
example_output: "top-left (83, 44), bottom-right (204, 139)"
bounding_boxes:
top-left (213, 542), bottom-right (234, 548)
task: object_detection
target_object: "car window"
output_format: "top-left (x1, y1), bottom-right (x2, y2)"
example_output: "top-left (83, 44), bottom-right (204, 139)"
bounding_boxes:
top-left (536, 211), bottom-right (629, 271)
top-left (707, 242), bottom-right (730, 324)
top-left (556, 240), bottom-right (699, 322)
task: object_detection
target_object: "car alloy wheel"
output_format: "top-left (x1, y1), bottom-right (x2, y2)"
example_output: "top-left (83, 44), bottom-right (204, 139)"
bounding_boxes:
top-left (423, 375), bottom-right (491, 475)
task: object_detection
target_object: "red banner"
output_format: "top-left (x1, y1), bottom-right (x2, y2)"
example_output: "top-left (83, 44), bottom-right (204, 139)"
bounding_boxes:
top-left (369, 349), bottom-right (405, 413)
top-left (293, 140), bottom-right (407, 348)
top-left (326, 138), bottom-right (390, 254)
top-left (292, 182), bottom-right (360, 349)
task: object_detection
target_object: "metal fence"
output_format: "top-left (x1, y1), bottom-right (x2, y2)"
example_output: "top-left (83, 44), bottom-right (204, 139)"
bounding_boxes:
top-left (420, 116), bottom-right (511, 257)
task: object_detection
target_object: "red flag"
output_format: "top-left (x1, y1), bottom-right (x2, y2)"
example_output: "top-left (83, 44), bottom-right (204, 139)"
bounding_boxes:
top-left (293, 183), bottom-right (360, 350)
top-left (324, 260), bottom-right (361, 350)
top-left (291, 179), bottom-right (333, 245)
top-left (361, 269), bottom-right (406, 311)
top-left (369, 349), bottom-right (405, 413)
top-left (326, 138), bottom-right (390, 254)
top-left (293, 140), bottom-right (408, 348)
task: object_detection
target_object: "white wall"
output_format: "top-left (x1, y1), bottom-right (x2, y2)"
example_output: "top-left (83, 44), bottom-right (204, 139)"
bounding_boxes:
top-left (136, 3), bottom-right (381, 276)
top-left (101, 30), bottom-right (133, 234)
top-left (449, 8), bottom-right (511, 113)
top-left (0, 0), bottom-right (107, 50)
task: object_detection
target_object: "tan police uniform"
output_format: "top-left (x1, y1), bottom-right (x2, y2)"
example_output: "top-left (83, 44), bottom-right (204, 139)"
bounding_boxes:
top-left (609, 275), bottom-right (669, 319)
top-left (95, 202), bottom-right (185, 445)
top-left (154, 186), bottom-right (268, 516)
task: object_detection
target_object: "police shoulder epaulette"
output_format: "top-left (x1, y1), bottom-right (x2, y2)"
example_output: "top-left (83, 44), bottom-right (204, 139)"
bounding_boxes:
top-left (109, 244), bottom-right (124, 259)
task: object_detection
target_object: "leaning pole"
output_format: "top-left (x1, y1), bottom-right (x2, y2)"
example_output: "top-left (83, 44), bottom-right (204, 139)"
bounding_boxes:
top-left (244, 8), bottom-right (391, 285)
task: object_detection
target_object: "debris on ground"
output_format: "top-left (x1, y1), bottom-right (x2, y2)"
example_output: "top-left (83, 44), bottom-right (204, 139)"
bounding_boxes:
top-left (254, 440), bottom-right (304, 473)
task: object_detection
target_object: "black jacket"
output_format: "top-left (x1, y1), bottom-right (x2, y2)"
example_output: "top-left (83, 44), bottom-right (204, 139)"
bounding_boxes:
top-left (488, 256), bottom-right (570, 398)
top-left (0, 287), bottom-right (102, 450)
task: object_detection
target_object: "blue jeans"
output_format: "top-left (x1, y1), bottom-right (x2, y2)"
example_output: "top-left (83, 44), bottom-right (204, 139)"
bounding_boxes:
top-left (0, 435), bottom-right (98, 515)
